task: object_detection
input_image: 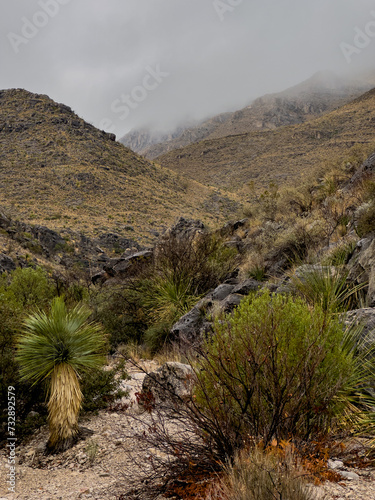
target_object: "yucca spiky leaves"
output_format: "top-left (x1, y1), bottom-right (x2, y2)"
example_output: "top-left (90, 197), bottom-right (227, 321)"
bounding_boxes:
top-left (16, 297), bottom-right (107, 452)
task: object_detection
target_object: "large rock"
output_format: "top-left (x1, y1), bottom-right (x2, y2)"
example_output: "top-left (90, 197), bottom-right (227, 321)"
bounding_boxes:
top-left (211, 283), bottom-right (236, 301)
top-left (347, 237), bottom-right (375, 305)
top-left (171, 279), bottom-right (262, 343)
top-left (164, 217), bottom-right (205, 239)
top-left (0, 254), bottom-right (16, 274)
top-left (94, 249), bottom-right (153, 283)
top-left (142, 362), bottom-right (194, 404)
top-left (171, 298), bottom-right (209, 342)
top-left (30, 225), bottom-right (66, 254)
top-left (345, 308), bottom-right (375, 349)
top-left (348, 152), bottom-right (375, 186)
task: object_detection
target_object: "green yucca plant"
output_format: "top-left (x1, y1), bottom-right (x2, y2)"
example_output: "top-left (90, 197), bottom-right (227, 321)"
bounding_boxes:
top-left (146, 275), bottom-right (199, 325)
top-left (16, 297), bottom-right (107, 453)
top-left (290, 265), bottom-right (366, 313)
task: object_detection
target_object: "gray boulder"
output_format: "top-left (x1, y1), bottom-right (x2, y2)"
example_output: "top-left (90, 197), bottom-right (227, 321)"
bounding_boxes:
top-left (232, 279), bottom-right (261, 295)
top-left (164, 217), bottom-right (205, 239)
top-left (211, 283), bottom-right (236, 301)
top-left (171, 299), bottom-right (208, 342)
top-left (171, 279), bottom-right (262, 343)
top-left (142, 362), bottom-right (194, 404)
top-left (220, 293), bottom-right (244, 313)
top-left (348, 237), bottom-right (375, 306)
top-left (345, 308), bottom-right (375, 349)
top-left (0, 254), bottom-right (16, 274)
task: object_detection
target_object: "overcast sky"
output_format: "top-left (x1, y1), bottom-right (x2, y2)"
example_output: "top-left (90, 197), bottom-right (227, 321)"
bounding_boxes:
top-left (1, 0), bottom-right (375, 138)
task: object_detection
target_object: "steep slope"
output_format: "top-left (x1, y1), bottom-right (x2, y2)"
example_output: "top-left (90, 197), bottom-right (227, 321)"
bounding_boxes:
top-left (125, 71), bottom-right (372, 160)
top-left (156, 87), bottom-right (375, 191)
top-left (0, 89), bottom-right (240, 244)
top-left (120, 123), bottom-right (196, 155)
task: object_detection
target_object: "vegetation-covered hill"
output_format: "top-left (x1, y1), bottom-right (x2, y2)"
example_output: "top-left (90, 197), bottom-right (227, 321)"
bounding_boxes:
top-left (156, 87), bottom-right (375, 192)
top-left (0, 89), bottom-right (240, 245)
top-left (122, 71), bottom-right (373, 159)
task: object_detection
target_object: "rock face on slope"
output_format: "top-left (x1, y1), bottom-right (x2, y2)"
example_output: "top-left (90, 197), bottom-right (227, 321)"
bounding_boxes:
top-left (142, 362), bottom-right (194, 404)
top-left (171, 278), bottom-right (262, 344)
top-left (348, 236), bottom-right (375, 306)
top-left (121, 71), bottom-right (372, 159)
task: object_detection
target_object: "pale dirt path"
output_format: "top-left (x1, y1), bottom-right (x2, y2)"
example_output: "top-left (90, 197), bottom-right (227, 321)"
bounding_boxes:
top-left (1, 361), bottom-right (375, 500)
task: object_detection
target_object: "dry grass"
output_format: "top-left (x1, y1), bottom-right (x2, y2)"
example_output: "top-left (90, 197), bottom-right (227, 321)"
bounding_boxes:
top-left (206, 447), bottom-right (315, 500)
top-left (157, 89), bottom-right (375, 194)
top-left (0, 89), bottom-right (241, 245)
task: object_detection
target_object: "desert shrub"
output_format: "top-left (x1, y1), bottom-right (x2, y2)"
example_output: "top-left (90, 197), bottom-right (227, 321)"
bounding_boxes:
top-left (4, 266), bottom-right (55, 308)
top-left (123, 291), bottom-right (375, 497)
top-left (269, 221), bottom-right (323, 270)
top-left (207, 447), bottom-right (314, 500)
top-left (193, 291), bottom-right (356, 458)
top-left (0, 289), bottom-right (49, 445)
top-left (80, 360), bottom-right (128, 413)
top-left (254, 182), bottom-right (280, 222)
top-left (279, 185), bottom-right (314, 218)
top-left (91, 286), bottom-right (148, 350)
top-left (155, 232), bottom-right (238, 295)
top-left (0, 267), bottom-right (121, 446)
top-left (290, 265), bottom-right (366, 312)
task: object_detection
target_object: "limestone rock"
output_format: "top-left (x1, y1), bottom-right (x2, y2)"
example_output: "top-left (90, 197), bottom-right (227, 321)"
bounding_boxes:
top-left (142, 362), bottom-right (194, 404)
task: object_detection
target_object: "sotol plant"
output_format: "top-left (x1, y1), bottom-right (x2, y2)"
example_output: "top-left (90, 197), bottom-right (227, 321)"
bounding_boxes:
top-left (16, 297), bottom-right (107, 453)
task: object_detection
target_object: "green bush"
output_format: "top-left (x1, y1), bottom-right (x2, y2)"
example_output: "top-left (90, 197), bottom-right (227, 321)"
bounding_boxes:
top-left (5, 266), bottom-right (55, 308)
top-left (0, 267), bottom-right (123, 446)
top-left (91, 286), bottom-right (148, 350)
top-left (193, 291), bottom-right (371, 459)
top-left (81, 360), bottom-right (128, 413)
top-left (0, 290), bottom-right (48, 445)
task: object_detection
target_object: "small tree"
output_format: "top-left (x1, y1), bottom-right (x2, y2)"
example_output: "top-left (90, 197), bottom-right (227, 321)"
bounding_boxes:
top-left (16, 297), bottom-right (107, 453)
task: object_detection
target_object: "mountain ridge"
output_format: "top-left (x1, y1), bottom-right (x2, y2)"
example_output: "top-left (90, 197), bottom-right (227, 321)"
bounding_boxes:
top-left (120, 71), bottom-right (374, 159)
top-left (0, 88), bottom-right (240, 245)
top-left (155, 85), bottom-right (375, 192)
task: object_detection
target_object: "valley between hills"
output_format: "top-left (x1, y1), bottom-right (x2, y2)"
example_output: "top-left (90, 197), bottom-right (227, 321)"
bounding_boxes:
top-left (2, 73), bottom-right (375, 500)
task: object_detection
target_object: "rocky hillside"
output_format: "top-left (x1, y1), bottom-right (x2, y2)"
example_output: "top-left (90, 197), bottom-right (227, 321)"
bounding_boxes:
top-left (119, 122), bottom-right (196, 156)
top-left (156, 86), bottom-right (375, 191)
top-left (0, 89), bottom-right (240, 246)
top-left (123, 71), bottom-right (372, 160)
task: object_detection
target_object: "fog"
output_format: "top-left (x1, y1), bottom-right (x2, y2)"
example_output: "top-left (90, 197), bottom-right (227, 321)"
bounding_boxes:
top-left (1, 0), bottom-right (375, 137)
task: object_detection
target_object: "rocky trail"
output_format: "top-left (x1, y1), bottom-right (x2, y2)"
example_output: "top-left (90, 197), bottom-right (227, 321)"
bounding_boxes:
top-left (1, 361), bottom-right (375, 500)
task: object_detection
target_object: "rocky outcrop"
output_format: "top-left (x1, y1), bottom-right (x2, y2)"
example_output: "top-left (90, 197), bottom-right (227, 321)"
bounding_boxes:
top-left (348, 152), bottom-right (375, 186)
top-left (92, 249), bottom-right (153, 284)
top-left (141, 362), bottom-right (194, 404)
top-left (347, 236), bottom-right (375, 306)
top-left (163, 217), bottom-right (205, 239)
top-left (345, 308), bottom-right (375, 349)
top-left (29, 225), bottom-right (66, 254)
top-left (0, 254), bottom-right (16, 274)
top-left (171, 278), bottom-right (262, 343)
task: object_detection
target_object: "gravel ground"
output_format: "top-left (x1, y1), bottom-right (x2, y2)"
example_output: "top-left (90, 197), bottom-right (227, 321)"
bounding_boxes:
top-left (1, 361), bottom-right (375, 500)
